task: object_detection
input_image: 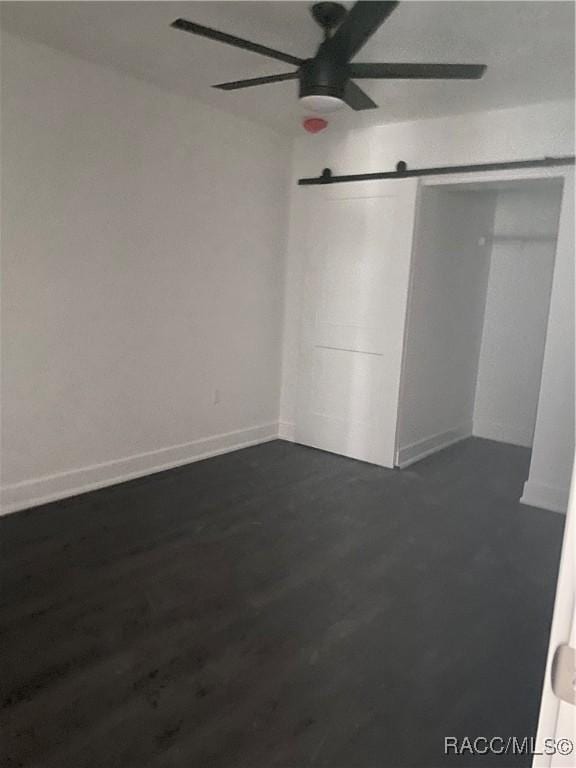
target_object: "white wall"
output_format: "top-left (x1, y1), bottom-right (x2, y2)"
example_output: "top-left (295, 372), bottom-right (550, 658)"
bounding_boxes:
top-left (473, 185), bottom-right (563, 447)
top-left (397, 188), bottom-right (496, 467)
top-left (0, 32), bottom-right (291, 513)
top-left (280, 100), bottom-right (575, 435)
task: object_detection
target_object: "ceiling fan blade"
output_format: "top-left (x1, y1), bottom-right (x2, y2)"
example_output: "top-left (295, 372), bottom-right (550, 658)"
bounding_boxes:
top-left (350, 62), bottom-right (487, 79)
top-left (214, 72), bottom-right (299, 91)
top-left (323, 2), bottom-right (399, 62)
top-left (171, 18), bottom-right (303, 67)
top-left (343, 81), bottom-right (378, 110)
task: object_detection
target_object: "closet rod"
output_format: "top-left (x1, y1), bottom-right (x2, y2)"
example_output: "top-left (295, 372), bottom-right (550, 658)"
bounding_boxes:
top-left (298, 156), bottom-right (575, 186)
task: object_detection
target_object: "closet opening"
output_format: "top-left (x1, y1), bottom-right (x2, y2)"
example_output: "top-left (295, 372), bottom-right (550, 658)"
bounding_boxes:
top-left (396, 176), bottom-right (565, 505)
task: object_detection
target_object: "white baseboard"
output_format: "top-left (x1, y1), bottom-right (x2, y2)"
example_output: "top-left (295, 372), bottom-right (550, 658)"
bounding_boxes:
top-left (472, 420), bottom-right (533, 448)
top-left (396, 423), bottom-right (472, 469)
top-left (520, 480), bottom-right (569, 514)
top-left (6, 421), bottom-right (564, 517)
top-left (278, 421), bottom-right (296, 441)
top-left (0, 422), bottom-right (279, 517)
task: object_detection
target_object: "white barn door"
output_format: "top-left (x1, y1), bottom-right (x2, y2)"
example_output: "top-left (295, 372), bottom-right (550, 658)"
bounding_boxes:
top-left (295, 179), bottom-right (418, 467)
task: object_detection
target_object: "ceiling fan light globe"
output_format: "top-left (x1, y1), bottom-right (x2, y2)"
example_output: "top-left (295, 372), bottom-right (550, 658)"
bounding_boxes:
top-left (299, 94), bottom-right (345, 113)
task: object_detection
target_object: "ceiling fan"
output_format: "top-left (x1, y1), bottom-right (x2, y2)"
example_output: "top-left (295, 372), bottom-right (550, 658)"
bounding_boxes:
top-left (171, 1), bottom-right (487, 113)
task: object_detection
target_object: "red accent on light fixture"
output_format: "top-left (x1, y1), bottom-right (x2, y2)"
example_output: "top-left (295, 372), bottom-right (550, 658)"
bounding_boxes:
top-left (303, 117), bottom-right (328, 134)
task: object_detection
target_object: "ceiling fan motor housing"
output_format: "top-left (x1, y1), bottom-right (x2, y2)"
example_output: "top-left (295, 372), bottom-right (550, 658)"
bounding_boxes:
top-left (299, 57), bottom-right (347, 100)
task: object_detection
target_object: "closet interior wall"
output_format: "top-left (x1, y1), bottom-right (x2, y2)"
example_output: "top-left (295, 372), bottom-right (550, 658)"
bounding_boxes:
top-left (473, 184), bottom-right (563, 447)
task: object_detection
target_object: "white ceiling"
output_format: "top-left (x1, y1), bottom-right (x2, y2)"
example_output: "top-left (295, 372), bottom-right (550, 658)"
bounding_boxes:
top-left (1, 1), bottom-right (574, 135)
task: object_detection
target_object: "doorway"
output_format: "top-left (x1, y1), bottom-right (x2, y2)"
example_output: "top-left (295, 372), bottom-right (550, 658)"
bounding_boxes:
top-left (396, 176), bottom-right (565, 504)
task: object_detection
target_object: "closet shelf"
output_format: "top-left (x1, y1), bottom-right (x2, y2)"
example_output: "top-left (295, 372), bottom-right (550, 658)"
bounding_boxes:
top-left (490, 234), bottom-right (557, 243)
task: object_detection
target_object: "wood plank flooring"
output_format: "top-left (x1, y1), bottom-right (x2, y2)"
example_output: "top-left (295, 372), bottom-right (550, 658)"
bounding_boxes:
top-left (0, 438), bottom-right (564, 767)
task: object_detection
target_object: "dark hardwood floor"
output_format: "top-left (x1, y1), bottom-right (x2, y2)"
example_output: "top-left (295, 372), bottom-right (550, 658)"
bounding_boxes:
top-left (0, 438), bottom-right (564, 768)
